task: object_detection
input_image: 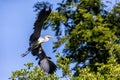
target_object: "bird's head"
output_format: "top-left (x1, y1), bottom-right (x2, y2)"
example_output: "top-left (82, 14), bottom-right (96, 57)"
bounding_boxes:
top-left (42, 35), bottom-right (54, 42)
top-left (45, 35), bottom-right (53, 38)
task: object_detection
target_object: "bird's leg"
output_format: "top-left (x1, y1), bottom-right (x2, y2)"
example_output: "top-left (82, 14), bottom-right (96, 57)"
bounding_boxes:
top-left (21, 50), bottom-right (30, 57)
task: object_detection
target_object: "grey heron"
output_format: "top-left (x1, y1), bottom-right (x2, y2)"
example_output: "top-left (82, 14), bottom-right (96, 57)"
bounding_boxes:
top-left (21, 3), bottom-right (57, 74)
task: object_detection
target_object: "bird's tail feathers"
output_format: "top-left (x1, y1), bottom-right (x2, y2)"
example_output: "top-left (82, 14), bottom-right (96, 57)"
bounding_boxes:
top-left (38, 58), bottom-right (57, 74)
top-left (47, 59), bottom-right (57, 74)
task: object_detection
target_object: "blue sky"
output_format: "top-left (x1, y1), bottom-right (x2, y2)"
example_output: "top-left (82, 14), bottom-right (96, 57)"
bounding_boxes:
top-left (0, 0), bottom-right (118, 80)
top-left (0, 0), bottom-right (61, 80)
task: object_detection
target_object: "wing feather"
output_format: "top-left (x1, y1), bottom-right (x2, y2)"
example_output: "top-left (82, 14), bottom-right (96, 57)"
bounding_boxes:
top-left (29, 4), bottom-right (51, 56)
top-left (29, 6), bottom-right (51, 43)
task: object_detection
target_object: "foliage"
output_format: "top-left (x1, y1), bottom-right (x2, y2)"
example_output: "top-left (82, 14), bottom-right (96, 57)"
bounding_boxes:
top-left (9, 63), bottom-right (58, 80)
top-left (9, 57), bottom-right (120, 80)
top-left (49, 0), bottom-right (120, 75)
top-left (71, 57), bottom-right (120, 80)
top-left (10, 0), bottom-right (120, 80)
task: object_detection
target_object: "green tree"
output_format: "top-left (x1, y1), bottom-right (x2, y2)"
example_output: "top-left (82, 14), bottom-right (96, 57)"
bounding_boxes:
top-left (10, 0), bottom-right (120, 80)
top-left (9, 63), bottom-right (58, 80)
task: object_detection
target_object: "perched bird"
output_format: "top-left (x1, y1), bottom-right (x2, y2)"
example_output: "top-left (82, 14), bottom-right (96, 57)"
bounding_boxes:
top-left (21, 3), bottom-right (57, 74)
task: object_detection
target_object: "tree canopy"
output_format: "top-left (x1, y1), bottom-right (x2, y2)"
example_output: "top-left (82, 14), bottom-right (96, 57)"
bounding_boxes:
top-left (9, 0), bottom-right (120, 80)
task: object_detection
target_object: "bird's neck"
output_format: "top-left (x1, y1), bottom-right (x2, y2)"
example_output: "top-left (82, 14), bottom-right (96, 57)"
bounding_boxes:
top-left (43, 36), bottom-right (49, 42)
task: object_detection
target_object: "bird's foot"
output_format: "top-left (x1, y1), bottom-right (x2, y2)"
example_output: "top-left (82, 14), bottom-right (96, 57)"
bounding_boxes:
top-left (21, 51), bottom-right (30, 57)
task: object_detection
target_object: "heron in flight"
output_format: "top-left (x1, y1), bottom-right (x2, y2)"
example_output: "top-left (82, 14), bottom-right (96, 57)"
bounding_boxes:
top-left (22, 35), bottom-right (53, 57)
top-left (21, 3), bottom-right (57, 74)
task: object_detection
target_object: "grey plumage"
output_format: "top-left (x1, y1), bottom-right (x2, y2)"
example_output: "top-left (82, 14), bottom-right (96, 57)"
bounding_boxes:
top-left (22, 2), bottom-right (57, 74)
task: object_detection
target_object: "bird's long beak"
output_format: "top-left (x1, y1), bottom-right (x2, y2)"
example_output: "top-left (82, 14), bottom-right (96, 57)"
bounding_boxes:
top-left (49, 36), bottom-right (54, 38)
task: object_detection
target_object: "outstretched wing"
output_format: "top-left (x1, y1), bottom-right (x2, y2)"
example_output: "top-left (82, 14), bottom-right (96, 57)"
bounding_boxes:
top-left (29, 4), bottom-right (51, 56)
top-left (29, 6), bottom-right (51, 44)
